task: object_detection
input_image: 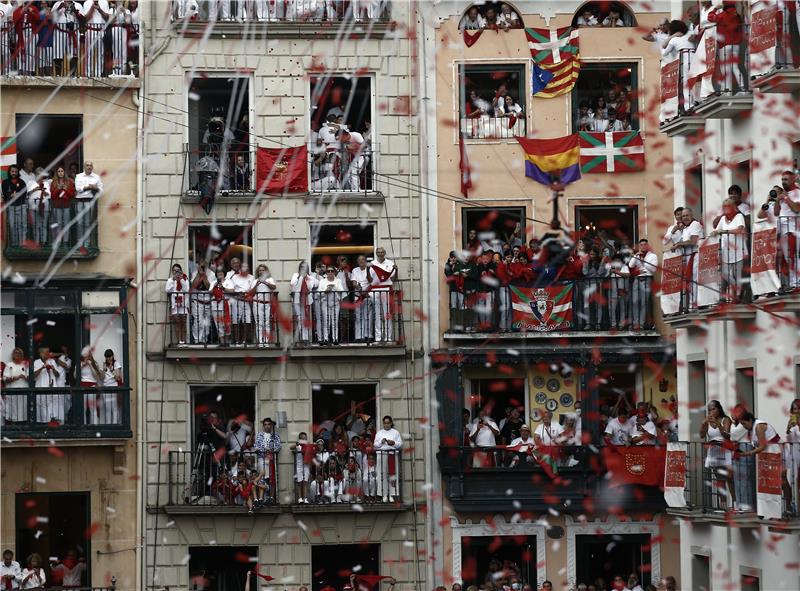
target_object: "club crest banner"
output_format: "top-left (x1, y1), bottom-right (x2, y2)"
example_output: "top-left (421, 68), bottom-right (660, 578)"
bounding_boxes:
top-left (509, 284), bottom-right (573, 332)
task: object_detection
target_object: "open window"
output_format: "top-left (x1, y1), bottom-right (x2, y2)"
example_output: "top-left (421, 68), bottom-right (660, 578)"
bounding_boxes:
top-left (189, 546), bottom-right (258, 591)
top-left (310, 76), bottom-right (372, 136)
top-left (15, 114), bottom-right (83, 176)
top-left (16, 492), bottom-right (91, 588)
top-left (459, 63), bottom-right (526, 139)
top-left (467, 377), bottom-right (526, 429)
top-left (459, 2), bottom-right (524, 30)
top-left (462, 207), bottom-right (526, 253)
top-left (311, 543), bottom-right (380, 591)
top-left (732, 159), bottom-right (752, 206)
top-left (190, 385), bottom-right (256, 448)
top-left (572, 63), bottom-right (639, 132)
top-left (576, 534), bottom-right (651, 587)
top-left (460, 535), bottom-right (537, 587)
top-left (685, 163), bottom-right (704, 221)
top-left (596, 364), bottom-right (641, 427)
top-left (312, 383), bottom-right (377, 442)
top-left (188, 224), bottom-right (253, 271)
top-left (309, 222), bottom-right (375, 271)
top-left (572, 2), bottom-right (637, 27)
top-left (187, 76), bottom-right (251, 192)
top-left (575, 205), bottom-right (638, 251)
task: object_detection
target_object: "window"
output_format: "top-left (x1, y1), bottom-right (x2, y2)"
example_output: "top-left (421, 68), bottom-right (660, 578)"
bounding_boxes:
top-left (15, 114), bottom-right (83, 176)
top-left (187, 77), bottom-right (251, 192)
top-left (191, 385), bottom-right (256, 449)
top-left (309, 222), bottom-right (375, 270)
top-left (312, 383), bottom-right (377, 441)
top-left (311, 543), bottom-right (380, 591)
top-left (735, 366), bottom-right (755, 414)
top-left (596, 365), bottom-right (640, 428)
top-left (572, 63), bottom-right (639, 132)
top-left (310, 76), bottom-right (372, 136)
top-left (460, 535), bottom-right (537, 587)
top-left (575, 205), bottom-right (638, 250)
top-left (461, 207), bottom-right (525, 252)
top-left (741, 574), bottom-right (761, 591)
top-left (688, 360), bottom-right (706, 440)
top-left (16, 492), bottom-right (90, 588)
top-left (188, 224), bottom-right (253, 271)
top-left (575, 534), bottom-right (651, 587)
top-left (459, 63), bottom-right (526, 139)
top-left (459, 2), bottom-right (525, 30)
top-left (732, 159), bottom-right (752, 205)
top-left (189, 546), bottom-right (258, 591)
top-left (685, 164), bottom-right (704, 221)
top-left (467, 377), bottom-right (525, 431)
top-left (692, 554), bottom-right (711, 591)
top-left (572, 2), bottom-right (637, 27)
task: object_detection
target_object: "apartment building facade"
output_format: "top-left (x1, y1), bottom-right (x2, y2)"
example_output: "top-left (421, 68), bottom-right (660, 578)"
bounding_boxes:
top-left (659, 1), bottom-right (800, 589)
top-left (140, 2), bottom-right (426, 589)
top-left (0, 10), bottom-right (142, 591)
top-left (419, 1), bottom-right (680, 588)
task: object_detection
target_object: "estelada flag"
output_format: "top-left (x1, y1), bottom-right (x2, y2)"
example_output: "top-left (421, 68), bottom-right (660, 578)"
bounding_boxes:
top-left (516, 134), bottom-right (581, 186)
top-left (602, 446), bottom-right (666, 488)
top-left (256, 145), bottom-right (308, 194)
top-left (579, 131), bottom-right (645, 173)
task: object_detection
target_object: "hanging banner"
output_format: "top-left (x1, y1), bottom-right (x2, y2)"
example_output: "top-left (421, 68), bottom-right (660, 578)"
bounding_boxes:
top-left (749, 4), bottom-right (779, 79)
top-left (664, 442), bottom-right (688, 508)
top-left (509, 284), bottom-right (573, 332)
top-left (602, 446), bottom-right (666, 488)
top-left (756, 445), bottom-right (783, 519)
top-left (659, 252), bottom-right (683, 315)
top-left (751, 221), bottom-right (781, 296)
top-left (697, 239), bottom-right (721, 308)
top-left (659, 59), bottom-right (679, 123)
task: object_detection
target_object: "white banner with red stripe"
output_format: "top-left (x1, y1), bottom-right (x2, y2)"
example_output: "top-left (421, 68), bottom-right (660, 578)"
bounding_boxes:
top-left (749, 2), bottom-right (779, 78)
top-left (659, 252), bottom-right (683, 315)
top-left (659, 59), bottom-right (679, 122)
top-left (756, 444), bottom-right (783, 519)
top-left (751, 221), bottom-right (781, 296)
top-left (697, 238), bottom-right (721, 308)
top-left (664, 442), bottom-right (688, 508)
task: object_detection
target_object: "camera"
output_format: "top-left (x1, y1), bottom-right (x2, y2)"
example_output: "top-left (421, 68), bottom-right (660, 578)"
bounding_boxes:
top-left (769, 189), bottom-right (778, 200)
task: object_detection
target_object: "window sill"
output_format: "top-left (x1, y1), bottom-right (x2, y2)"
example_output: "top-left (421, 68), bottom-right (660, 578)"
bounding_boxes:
top-left (1, 433), bottom-right (132, 446)
top-left (4, 245), bottom-right (99, 260)
top-left (1, 75), bottom-right (140, 89)
top-left (182, 190), bottom-right (385, 204)
top-left (172, 20), bottom-right (395, 40)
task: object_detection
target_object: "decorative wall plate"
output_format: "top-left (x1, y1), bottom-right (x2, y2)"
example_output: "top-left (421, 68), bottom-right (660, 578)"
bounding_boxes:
top-left (533, 376), bottom-right (545, 388)
top-left (535, 391), bottom-right (547, 404)
top-left (560, 393), bottom-right (574, 407)
top-left (546, 378), bottom-right (560, 393)
top-left (545, 398), bottom-right (559, 412)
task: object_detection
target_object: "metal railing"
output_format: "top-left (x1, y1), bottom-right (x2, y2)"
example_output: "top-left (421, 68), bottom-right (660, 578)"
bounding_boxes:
top-left (774, 3), bottom-right (800, 69)
top-left (4, 200), bottom-right (99, 259)
top-left (167, 291), bottom-right (280, 347)
top-left (776, 216), bottom-right (800, 292)
top-left (26, 583), bottom-right (116, 591)
top-left (184, 145), bottom-right (253, 195)
top-left (292, 448), bottom-right (401, 504)
top-left (0, 23), bottom-right (139, 78)
top-left (440, 444), bottom-right (588, 470)
top-left (292, 288), bottom-right (403, 346)
top-left (446, 277), bottom-right (654, 334)
top-left (310, 145), bottom-right (376, 193)
top-left (168, 450), bottom-right (278, 508)
top-left (712, 23), bottom-right (750, 95)
top-left (0, 387), bottom-right (131, 438)
top-left (460, 116), bottom-right (526, 140)
top-left (172, 0), bottom-right (392, 23)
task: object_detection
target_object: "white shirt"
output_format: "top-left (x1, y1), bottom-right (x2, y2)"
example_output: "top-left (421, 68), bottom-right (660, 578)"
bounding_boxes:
top-left (374, 427), bottom-right (403, 450)
top-left (3, 362), bottom-right (28, 388)
top-left (591, 118), bottom-right (610, 133)
top-left (254, 275), bottom-right (277, 294)
top-left (54, 355), bottom-right (71, 388)
top-left (716, 213), bottom-right (747, 263)
top-left (317, 277), bottom-right (345, 294)
top-left (779, 188), bottom-right (800, 218)
top-left (82, 0), bottom-right (110, 24)
top-left (74, 171), bottom-right (103, 200)
top-left (469, 418), bottom-right (498, 447)
top-left (26, 179), bottom-right (50, 209)
top-left (80, 360), bottom-right (98, 384)
top-left (602, 17), bottom-right (624, 26)
top-left (0, 2), bottom-right (13, 23)
top-left (102, 360), bottom-right (122, 387)
top-left (605, 417), bottom-right (632, 445)
top-left (52, 561), bottom-right (86, 586)
top-left (227, 422), bottom-right (252, 453)
top-left (663, 222), bottom-right (683, 246)
top-left (370, 258), bottom-right (397, 289)
top-left (534, 422), bottom-right (564, 445)
top-left (224, 272), bottom-right (257, 294)
top-left (576, 15), bottom-right (598, 26)
top-left (628, 251), bottom-right (659, 276)
top-left (471, 96), bottom-right (492, 114)
top-left (350, 266), bottom-right (371, 291)
top-left (662, 34), bottom-right (694, 62)
top-left (630, 420), bottom-right (657, 445)
top-left (290, 273), bottom-right (318, 304)
top-left (461, 14), bottom-right (486, 29)
top-left (751, 419), bottom-right (780, 444)
top-left (20, 568), bottom-right (46, 590)
top-left (509, 435), bottom-right (534, 450)
top-left (680, 219), bottom-right (704, 254)
top-left (19, 169), bottom-right (36, 186)
top-left (0, 560), bottom-right (22, 589)
top-left (34, 358), bottom-right (60, 388)
top-left (497, 11), bottom-right (519, 28)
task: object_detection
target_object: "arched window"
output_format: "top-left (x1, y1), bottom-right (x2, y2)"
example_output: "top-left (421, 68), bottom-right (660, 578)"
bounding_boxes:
top-left (459, 2), bottom-right (525, 31)
top-left (572, 2), bottom-right (637, 28)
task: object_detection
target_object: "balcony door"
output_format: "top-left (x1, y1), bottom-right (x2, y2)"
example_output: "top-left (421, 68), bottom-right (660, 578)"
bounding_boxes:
top-left (575, 533), bottom-right (651, 587)
top-left (574, 205), bottom-right (638, 251)
top-left (15, 114), bottom-right (83, 174)
top-left (460, 535), bottom-right (537, 587)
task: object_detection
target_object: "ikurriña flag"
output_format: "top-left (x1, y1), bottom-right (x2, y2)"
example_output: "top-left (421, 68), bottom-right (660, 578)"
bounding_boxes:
top-left (579, 131), bottom-right (645, 173)
top-left (526, 26), bottom-right (580, 97)
top-left (256, 145), bottom-right (308, 194)
top-left (516, 134), bottom-right (582, 186)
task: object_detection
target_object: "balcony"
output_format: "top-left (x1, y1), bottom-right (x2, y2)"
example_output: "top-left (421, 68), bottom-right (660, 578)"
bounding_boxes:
top-left (4, 201), bottom-right (99, 260)
top-left (460, 116), bottom-right (525, 142)
top-left (438, 444), bottom-right (667, 513)
top-left (750, 3), bottom-right (800, 93)
top-left (666, 441), bottom-right (800, 527)
top-left (171, 0), bottom-right (392, 38)
top-left (0, 23), bottom-right (139, 86)
top-left (444, 277), bottom-right (658, 340)
top-left (1, 387), bottom-right (132, 440)
top-left (659, 48), bottom-right (705, 137)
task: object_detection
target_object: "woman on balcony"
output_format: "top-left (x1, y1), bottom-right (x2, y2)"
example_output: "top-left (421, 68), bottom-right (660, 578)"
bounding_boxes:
top-left (1, 165), bottom-right (28, 247)
top-left (700, 401), bottom-right (735, 510)
top-left (316, 266), bottom-right (344, 345)
top-left (709, 197), bottom-right (747, 302)
top-left (374, 415), bottom-right (402, 502)
top-left (166, 263), bottom-right (190, 345)
top-left (784, 399), bottom-right (800, 514)
top-left (79, 0), bottom-right (110, 78)
top-left (98, 348), bottom-right (122, 425)
top-left (252, 264), bottom-right (277, 346)
top-left (2, 347), bottom-right (29, 424)
top-left (51, 0), bottom-right (80, 76)
top-left (291, 261), bottom-right (317, 344)
top-left (49, 165), bottom-right (75, 246)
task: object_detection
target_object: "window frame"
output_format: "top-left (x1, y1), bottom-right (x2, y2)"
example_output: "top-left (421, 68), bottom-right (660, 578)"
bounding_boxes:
top-left (570, 60), bottom-right (641, 133)
top-left (14, 113), bottom-right (84, 174)
top-left (187, 545), bottom-right (259, 591)
top-left (571, 2), bottom-right (638, 27)
top-left (465, 375), bottom-right (528, 434)
top-left (188, 383), bottom-right (258, 449)
top-left (574, 204), bottom-right (639, 245)
top-left (460, 206), bottom-right (526, 250)
top-left (307, 221), bottom-right (377, 268)
top-left (310, 381), bottom-right (380, 440)
top-left (186, 223), bottom-right (255, 273)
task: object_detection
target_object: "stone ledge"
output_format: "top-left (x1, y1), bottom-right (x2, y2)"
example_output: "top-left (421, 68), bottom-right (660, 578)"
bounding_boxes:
top-left (1, 75), bottom-right (141, 89)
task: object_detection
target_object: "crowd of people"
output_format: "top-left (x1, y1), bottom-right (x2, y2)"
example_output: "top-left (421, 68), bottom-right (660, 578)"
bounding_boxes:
top-left (309, 108), bottom-right (372, 192)
top-left (1, 160), bottom-right (102, 250)
top-left (438, 574), bottom-right (678, 591)
top-left (174, 0), bottom-right (389, 23)
top-left (189, 408), bottom-right (402, 510)
top-left (1, 548), bottom-right (89, 590)
top-left (575, 87), bottom-right (634, 133)
top-left (0, 0), bottom-right (140, 77)
top-left (459, 3), bottom-right (522, 31)
top-left (166, 248), bottom-right (398, 346)
top-left (574, 3), bottom-right (630, 28)
top-left (445, 224), bottom-right (658, 332)
top-left (1, 343), bottom-right (124, 426)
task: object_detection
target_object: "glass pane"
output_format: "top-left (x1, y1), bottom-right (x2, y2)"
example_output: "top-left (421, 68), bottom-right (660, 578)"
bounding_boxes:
top-left (34, 293), bottom-right (74, 309)
top-left (81, 291), bottom-right (120, 309)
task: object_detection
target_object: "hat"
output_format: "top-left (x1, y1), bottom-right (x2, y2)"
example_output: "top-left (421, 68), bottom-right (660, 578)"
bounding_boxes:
top-left (263, 417), bottom-right (274, 424)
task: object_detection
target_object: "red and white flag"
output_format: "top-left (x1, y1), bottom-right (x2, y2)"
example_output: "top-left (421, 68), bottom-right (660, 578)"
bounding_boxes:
top-left (697, 238), bottom-right (721, 308)
top-left (659, 252), bottom-right (683, 316)
top-left (749, 2), bottom-right (780, 79)
top-left (664, 442), bottom-right (688, 508)
top-left (751, 221), bottom-right (781, 296)
top-left (756, 444), bottom-right (783, 519)
top-left (579, 131), bottom-right (645, 173)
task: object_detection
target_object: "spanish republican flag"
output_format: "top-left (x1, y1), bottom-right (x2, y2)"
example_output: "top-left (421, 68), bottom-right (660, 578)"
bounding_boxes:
top-left (516, 135), bottom-right (582, 187)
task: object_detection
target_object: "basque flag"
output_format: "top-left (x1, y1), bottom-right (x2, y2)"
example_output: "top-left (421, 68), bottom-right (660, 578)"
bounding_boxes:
top-left (579, 131), bottom-right (645, 173)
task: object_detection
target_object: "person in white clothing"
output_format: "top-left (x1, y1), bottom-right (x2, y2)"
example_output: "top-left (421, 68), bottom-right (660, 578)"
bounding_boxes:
top-left (165, 263), bottom-right (190, 344)
top-left (661, 20), bottom-right (694, 63)
top-left (20, 554), bottom-right (45, 591)
top-left (373, 415), bottom-right (402, 502)
top-left (630, 413), bottom-right (657, 446)
top-left (224, 261), bottom-right (257, 344)
top-left (533, 411), bottom-right (564, 447)
top-left (54, 344), bottom-right (72, 388)
top-left (370, 247), bottom-right (397, 342)
top-left (773, 171), bottom-right (800, 289)
top-left (469, 408), bottom-right (499, 467)
top-left (784, 399), bottom-right (800, 514)
top-left (74, 161), bottom-right (103, 249)
top-left (80, 0), bottom-right (110, 77)
top-left (50, 551), bottom-right (87, 587)
top-left (252, 264), bottom-right (277, 346)
top-left (576, 7), bottom-right (598, 27)
top-left (662, 207), bottom-right (684, 248)
top-left (668, 207), bottom-right (704, 310)
top-left (628, 239), bottom-right (658, 329)
top-left (602, 6), bottom-right (625, 27)
top-left (51, 1), bottom-right (81, 75)
top-left (33, 346), bottom-right (66, 424)
top-left (460, 6), bottom-right (485, 30)
top-left (189, 260), bottom-right (214, 344)
top-left (78, 347), bottom-right (101, 423)
top-left (497, 3), bottom-right (520, 30)
top-left (109, 1), bottom-right (131, 76)
top-left (27, 170), bottom-right (51, 247)
top-left (709, 198), bottom-right (748, 301)
top-left (701, 400), bottom-right (735, 508)
top-left (19, 158), bottom-right (36, 187)
top-left (97, 348), bottom-right (122, 424)
top-left (350, 255), bottom-right (373, 342)
top-left (641, 17), bottom-right (669, 51)
top-left (1, 549), bottom-right (22, 590)
top-left (604, 410), bottom-right (633, 446)
top-left (290, 261), bottom-right (317, 343)
top-left (737, 410), bottom-right (780, 457)
top-left (508, 423), bottom-right (534, 467)
top-left (316, 266), bottom-right (344, 344)
top-left (3, 348), bottom-right (29, 423)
